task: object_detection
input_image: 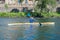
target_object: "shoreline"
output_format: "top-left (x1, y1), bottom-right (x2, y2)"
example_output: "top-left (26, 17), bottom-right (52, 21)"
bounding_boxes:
top-left (0, 12), bottom-right (60, 18)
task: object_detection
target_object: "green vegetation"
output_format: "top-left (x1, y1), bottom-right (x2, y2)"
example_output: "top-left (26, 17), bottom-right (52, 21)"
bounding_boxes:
top-left (0, 12), bottom-right (26, 18)
top-left (31, 12), bottom-right (60, 18)
top-left (4, 4), bottom-right (8, 12)
top-left (0, 12), bottom-right (60, 18)
top-left (34, 0), bottom-right (56, 17)
top-left (41, 12), bottom-right (60, 18)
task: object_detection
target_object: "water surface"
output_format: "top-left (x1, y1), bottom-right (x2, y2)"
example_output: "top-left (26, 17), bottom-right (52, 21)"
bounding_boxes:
top-left (0, 17), bottom-right (60, 40)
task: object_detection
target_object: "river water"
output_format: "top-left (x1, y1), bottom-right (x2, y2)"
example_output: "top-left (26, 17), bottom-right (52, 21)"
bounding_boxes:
top-left (0, 17), bottom-right (60, 40)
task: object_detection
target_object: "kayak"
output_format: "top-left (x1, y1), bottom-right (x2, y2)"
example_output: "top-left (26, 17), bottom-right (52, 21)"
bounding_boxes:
top-left (8, 22), bottom-right (55, 26)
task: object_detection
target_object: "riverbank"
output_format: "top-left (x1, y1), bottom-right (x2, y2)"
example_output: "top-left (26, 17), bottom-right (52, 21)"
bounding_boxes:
top-left (0, 12), bottom-right (60, 18)
top-left (0, 12), bottom-right (26, 18)
top-left (42, 12), bottom-right (60, 18)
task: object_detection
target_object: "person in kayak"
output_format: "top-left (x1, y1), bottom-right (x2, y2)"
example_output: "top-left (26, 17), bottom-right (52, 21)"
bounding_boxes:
top-left (29, 17), bottom-right (42, 26)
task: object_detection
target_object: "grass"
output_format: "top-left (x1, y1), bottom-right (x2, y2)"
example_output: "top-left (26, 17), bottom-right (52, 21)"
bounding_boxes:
top-left (42, 12), bottom-right (60, 18)
top-left (0, 12), bottom-right (60, 18)
top-left (0, 12), bottom-right (26, 18)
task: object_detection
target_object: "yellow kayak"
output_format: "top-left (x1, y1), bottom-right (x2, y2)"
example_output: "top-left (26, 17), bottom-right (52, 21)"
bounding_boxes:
top-left (8, 22), bottom-right (55, 26)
